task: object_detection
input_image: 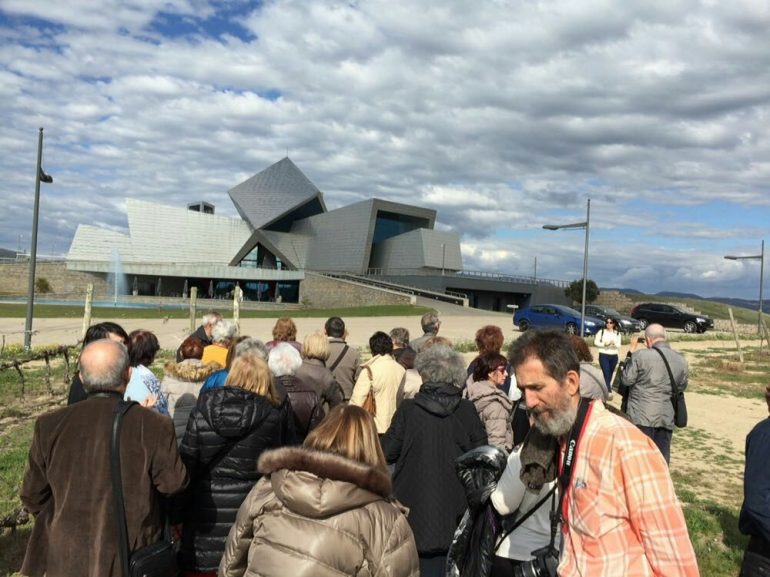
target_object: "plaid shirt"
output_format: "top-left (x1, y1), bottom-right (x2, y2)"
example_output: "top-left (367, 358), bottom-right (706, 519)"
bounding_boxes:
top-left (558, 401), bottom-right (699, 577)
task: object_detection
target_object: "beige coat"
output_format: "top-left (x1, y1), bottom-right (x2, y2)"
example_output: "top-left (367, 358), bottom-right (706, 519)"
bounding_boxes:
top-left (463, 379), bottom-right (514, 452)
top-left (350, 354), bottom-right (406, 434)
top-left (160, 359), bottom-right (219, 442)
top-left (218, 447), bottom-right (419, 577)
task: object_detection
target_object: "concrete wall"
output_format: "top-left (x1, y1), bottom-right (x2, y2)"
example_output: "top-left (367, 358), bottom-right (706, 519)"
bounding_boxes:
top-left (300, 272), bottom-right (415, 308)
top-left (0, 262), bottom-right (111, 298)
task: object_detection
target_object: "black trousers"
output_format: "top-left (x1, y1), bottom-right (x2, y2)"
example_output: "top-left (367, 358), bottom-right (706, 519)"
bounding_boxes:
top-left (490, 555), bottom-right (526, 577)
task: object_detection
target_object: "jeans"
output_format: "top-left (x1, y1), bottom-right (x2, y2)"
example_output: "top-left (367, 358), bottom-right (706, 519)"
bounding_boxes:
top-left (598, 353), bottom-right (618, 392)
top-left (637, 425), bottom-right (672, 464)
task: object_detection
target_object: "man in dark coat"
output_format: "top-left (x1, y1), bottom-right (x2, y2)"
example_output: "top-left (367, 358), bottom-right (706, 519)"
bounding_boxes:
top-left (20, 339), bottom-right (188, 577)
top-left (381, 344), bottom-right (487, 577)
top-left (176, 310), bottom-right (222, 361)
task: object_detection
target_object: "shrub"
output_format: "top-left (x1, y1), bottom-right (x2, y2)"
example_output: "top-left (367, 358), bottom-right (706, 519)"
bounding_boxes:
top-left (35, 277), bottom-right (52, 294)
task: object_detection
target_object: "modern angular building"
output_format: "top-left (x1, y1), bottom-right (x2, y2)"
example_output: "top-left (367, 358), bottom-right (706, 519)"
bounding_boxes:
top-left (67, 158), bottom-right (463, 303)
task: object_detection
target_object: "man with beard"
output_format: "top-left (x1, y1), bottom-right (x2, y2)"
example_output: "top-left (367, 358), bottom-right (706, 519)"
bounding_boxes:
top-left (508, 330), bottom-right (699, 577)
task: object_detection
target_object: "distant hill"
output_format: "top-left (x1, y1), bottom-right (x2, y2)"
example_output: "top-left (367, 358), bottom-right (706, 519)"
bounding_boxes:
top-left (0, 247), bottom-right (15, 258)
top-left (604, 287), bottom-right (764, 313)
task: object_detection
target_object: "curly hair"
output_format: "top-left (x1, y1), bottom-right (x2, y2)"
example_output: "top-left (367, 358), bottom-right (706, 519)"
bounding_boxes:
top-left (474, 325), bottom-right (504, 354)
top-left (272, 317), bottom-right (298, 341)
top-left (369, 331), bottom-right (394, 356)
top-left (415, 344), bottom-right (466, 388)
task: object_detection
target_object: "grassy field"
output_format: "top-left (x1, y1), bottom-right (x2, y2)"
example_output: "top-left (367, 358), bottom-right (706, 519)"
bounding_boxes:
top-left (0, 303), bottom-right (433, 319)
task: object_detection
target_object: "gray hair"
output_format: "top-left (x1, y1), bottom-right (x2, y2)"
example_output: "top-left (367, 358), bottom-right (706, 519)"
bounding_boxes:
top-left (268, 342), bottom-right (302, 377)
top-left (201, 311), bottom-right (222, 327)
top-left (414, 344), bottom-right (466, 388)
top-left (234, 337), bottom-right (268, 361)
top-left (389, 327), bottom-right (410, 347)
top-left (80, 339), bottom-right (130, 393)
top-left (645, 323), bottom-right (667, 341)
top-left (420, 311), bottom-right (440, 334)
top-left (211, 319), bottom-right (238, 344)
top-left (508, 330), bottom-right (579, 382)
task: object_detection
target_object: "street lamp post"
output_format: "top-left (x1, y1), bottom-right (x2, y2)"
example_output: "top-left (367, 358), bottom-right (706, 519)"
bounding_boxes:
top-left (724, 240), bottom-right (765, 338)
top-left (24, 128), bottom-right (54, 351)
top-left (543, 198), bottom-right (591, 337)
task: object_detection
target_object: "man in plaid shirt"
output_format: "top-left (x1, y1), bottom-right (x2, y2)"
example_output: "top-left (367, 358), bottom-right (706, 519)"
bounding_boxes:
top-left (509, 330), bottom-right (699, 577)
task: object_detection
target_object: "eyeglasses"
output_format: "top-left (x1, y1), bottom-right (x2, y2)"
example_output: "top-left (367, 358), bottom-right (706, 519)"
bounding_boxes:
top-left (606, 321), bottom-right (615, 325)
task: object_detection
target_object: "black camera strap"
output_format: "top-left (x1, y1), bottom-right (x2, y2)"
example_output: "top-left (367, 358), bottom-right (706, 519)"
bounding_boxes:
top-left (553, 397), bottom-right (592, 542)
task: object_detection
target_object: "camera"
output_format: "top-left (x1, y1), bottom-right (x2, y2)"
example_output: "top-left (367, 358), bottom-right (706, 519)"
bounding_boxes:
top-left (513, 545), bottom-right (559, 577)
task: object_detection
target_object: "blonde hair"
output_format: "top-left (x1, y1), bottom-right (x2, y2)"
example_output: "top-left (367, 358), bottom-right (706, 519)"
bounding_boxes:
top-left (423, 335), bottom-right (453, 350)
top-left (302, 332), bottom-right (330, 361)
top-left (226, 355), bottom-right (278, 404)
top-left (272, 317), bottom-right (297, 341)
top-left (303, 405), bottom-right (388, 474)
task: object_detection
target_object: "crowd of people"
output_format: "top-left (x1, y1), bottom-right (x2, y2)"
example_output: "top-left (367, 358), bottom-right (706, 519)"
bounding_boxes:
top-left (20, 308), bottom-right (769, 577)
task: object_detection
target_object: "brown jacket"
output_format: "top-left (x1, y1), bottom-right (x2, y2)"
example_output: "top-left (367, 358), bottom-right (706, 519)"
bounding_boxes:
top-left (219, 447), bottom-right (419, 577)
top-left (295, 357), bottom-right (344, 410)
top-left (20, 394), bottom-right (188, 577)
top-left (325, 338), bottom-right (361, 400)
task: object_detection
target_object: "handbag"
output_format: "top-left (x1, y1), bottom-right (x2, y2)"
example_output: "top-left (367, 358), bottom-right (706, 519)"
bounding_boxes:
top-left (110, 401), bottom-right (179, 577)
top-left (652, 347), bottom-right (688, 428)
top-left (361, 365), bottom-right (377, 417)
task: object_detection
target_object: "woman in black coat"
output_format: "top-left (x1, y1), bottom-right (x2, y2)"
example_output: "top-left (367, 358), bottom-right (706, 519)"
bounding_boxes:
top-left (381, 344), bottom-right (488, 577)
top-left (178, 354), bottom-right (287, 575)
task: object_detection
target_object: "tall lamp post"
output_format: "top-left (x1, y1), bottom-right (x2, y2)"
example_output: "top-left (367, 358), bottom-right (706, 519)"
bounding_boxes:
top-left (543, 198), bottom-right (591, 336)
top-left (724, 240), bottom-right (765, 338)
top-left (24, 128), bottom-right (54, 351)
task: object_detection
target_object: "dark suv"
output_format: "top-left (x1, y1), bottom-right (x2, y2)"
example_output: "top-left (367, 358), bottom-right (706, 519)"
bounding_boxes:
top-left (630, 303), bottom-right (714, 333)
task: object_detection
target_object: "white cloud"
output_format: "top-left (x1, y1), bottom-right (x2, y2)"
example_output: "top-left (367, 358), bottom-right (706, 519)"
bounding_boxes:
top-left (1, 0), bottom-right (769, 298)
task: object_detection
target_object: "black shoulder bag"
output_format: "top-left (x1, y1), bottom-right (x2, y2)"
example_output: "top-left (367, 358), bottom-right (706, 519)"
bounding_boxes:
top-left (110, 401), bottom-right (179, 577)
top-left (652, 347), bottom-right (688, 428)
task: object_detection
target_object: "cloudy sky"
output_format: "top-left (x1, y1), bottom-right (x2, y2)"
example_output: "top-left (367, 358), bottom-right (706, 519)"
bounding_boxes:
top-left (2, 0), bottom-right (769, 299)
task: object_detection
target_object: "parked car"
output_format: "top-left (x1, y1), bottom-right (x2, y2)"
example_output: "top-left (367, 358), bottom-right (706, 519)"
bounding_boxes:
top-left (513, 304), bottom-right (604, 336)
top-left (629, 302), bottom-right (714, 333)
top-left (583, 304), bottom-right (642, 334)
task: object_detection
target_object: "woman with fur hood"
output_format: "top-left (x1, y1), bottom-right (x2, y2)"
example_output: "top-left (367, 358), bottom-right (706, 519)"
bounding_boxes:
top-left (464, 352), bottom-right (514, 453)
top-left (219, 405), bottom-right (420, 577)
top-left (160, 335), bottom-right (220, 442)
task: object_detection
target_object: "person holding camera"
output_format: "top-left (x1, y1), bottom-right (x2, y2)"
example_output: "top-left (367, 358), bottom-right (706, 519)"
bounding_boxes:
top-left (509, 329), bottom-right (698, 577)
top-left (618, 324), bottom-right (688, 464)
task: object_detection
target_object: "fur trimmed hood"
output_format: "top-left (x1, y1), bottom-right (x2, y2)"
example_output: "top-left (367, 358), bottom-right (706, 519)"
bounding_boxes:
top-left (258, 447), bottom-right (394, 519)
top-left (259, 446), bottom-right (391, 497)
top-left (163, 359), bottom-right (220, 382)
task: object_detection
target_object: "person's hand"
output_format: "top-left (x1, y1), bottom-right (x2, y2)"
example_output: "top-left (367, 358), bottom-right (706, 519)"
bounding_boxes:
top-left (171, 523), bottom-right (183, 543)
top-left (141, 394), bottom-right (158, 408)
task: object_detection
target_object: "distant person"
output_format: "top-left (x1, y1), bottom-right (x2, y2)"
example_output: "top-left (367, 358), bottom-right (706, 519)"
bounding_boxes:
top-left (219, 405), bottom-right (420, 577)
top-left (178, 354), bottom-right (286, 576)
top-left (381, 344), bottom-right (487, 577)
top-left (350, 331), bottom-right (406, 435)
top-left (619, 323), bottom-right (688, 464)
top-left (410, 311), bottom-right (441, 353)
top-left (124, 329), bottom-right (169, 415)
top-left (390, 327), bottom-right (411, 350)
top-left (201, 319), bottom-right (237, 368)
top-left (509, 329), bottom-right (698, 577)
top-left (268, 342), bottom-right (324, 442)
top-left (465, 352), bottom-right (514, 453)
top-left (200, 336), bottom-right (267, 392)
top-left (67, 321), bottom-right (129, 404)
top-left (323, 316), bottom-right (361, 401)
top-left (265, 317), bottom-right (302, 353)
top-left (738, 384), bottom-right (770, 577)
top-left (160, 335), bottom-right (219, 443)
top-left (466, 325), bottom-right (513, 394)
top-left (20, 339), bottom-right (188, 577)
top-left (294, 331), bottom-right (344, 411)
top-left (569, 334), bottom-right (610, 402)
top-left (176, 311), bottom-right (222, 361)
top-left (594, 317), bottom-right (622, 393)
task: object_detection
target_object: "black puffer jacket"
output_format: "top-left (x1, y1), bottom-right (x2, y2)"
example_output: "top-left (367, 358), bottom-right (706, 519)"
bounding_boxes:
top-left (381, 382), bottom-right (488, 555)
top-left (178, 386), bottom-right (286, 572)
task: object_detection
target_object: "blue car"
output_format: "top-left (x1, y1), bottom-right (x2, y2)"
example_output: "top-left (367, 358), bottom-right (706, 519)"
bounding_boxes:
top-left (513, 304), bottom-right (604, 336)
